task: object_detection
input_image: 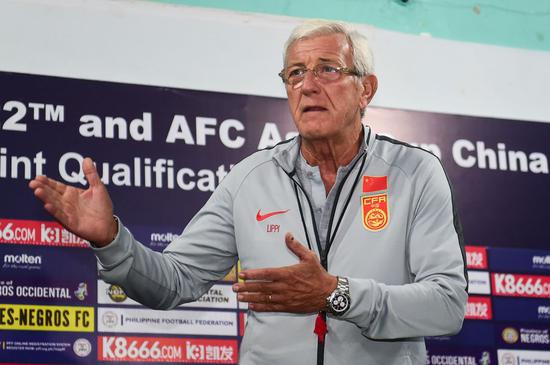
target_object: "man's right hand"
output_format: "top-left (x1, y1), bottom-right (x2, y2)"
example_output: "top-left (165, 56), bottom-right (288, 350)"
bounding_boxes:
top-left (28, 157), bottom-right (117, 247)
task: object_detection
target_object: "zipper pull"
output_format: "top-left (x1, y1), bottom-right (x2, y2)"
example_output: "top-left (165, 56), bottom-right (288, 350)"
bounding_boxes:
top-left (314, 312), bottom-right (327, 343)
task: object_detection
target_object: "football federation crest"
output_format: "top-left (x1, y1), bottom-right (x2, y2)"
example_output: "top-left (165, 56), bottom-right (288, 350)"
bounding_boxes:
top-left (361, 193), bottom-right (389, 231)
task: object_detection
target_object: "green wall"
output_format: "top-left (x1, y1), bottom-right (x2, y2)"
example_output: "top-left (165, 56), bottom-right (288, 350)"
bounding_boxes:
top-left (151, 0), bottom-right (550, 52)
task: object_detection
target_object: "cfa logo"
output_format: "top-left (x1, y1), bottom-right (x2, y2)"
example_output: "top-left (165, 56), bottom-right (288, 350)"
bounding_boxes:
top-left (107, 285), bottom-right (127, 303)
top-left (3, 254), bottom-right (42, 265)
top-left (502, 327), bottom-right (519, 344)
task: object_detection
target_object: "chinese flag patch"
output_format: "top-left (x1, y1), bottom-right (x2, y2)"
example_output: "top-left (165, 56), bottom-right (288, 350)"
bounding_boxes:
top-left (362, 176), bottom-right (387, 193)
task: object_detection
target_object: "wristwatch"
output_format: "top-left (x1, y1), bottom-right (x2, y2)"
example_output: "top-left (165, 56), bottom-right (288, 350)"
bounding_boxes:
top-left (326, 276), bottom-right (351, 316)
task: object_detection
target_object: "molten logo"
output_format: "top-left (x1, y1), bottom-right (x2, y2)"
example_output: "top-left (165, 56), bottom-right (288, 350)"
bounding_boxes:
top-left (3, 254), bottom-right (42, 265)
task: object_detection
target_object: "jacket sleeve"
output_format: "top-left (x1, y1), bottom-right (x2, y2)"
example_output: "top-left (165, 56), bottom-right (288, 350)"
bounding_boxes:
top-left (92, 178), bottom-right (238, 310)
top-left (341, 156), bottom-right (468, 339)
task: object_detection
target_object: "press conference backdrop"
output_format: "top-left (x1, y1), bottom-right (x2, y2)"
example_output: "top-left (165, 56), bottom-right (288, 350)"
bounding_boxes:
top-left (0, 70), bottom-right (549, 365)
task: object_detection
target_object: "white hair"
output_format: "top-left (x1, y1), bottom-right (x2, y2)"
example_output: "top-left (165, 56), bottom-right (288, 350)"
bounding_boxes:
top-left (283, 19), bottom-right (374, 75)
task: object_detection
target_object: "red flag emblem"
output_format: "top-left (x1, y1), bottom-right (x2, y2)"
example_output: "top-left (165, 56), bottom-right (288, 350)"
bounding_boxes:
top-left (362, 176), bottom-right (387, 193)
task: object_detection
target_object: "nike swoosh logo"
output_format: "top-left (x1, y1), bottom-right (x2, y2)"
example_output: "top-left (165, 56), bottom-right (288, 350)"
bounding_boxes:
top-left (256, 209), bottom-right (289, 222)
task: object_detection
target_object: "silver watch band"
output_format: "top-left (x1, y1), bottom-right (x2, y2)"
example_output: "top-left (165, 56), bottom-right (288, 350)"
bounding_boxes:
top-left (326, 276), bottom-right (351, 316)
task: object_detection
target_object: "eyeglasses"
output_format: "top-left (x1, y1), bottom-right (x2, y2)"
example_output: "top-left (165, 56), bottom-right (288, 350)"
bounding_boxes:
top-left (278, 64), bottom-right (360, 89)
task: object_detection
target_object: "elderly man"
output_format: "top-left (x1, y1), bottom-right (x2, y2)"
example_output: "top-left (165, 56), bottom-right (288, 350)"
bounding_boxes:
top-left (30, 20), bottom-right (467, 365)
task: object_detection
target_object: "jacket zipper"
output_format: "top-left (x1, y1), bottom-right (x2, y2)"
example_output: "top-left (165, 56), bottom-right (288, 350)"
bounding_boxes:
top-left (283, 152), bottom-right (367, 365)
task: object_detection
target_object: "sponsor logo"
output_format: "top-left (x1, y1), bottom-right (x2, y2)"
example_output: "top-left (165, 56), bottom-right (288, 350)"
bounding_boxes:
top-left (465, 246), bottom-right (488, 269)
top-left (74, 282), bottom-right (88, 301)
top-left (479, 351), bottom-right (491, 365)
top-left (107, 284), bottom-right (127, 303)
top-left (98, 336), bottom-right (237, 363)
top-left (502, 327), bottom-right (519, 344)
top-left (538, 306), bottom-right (550, 320)
top-left (2, 253), bottom-right (42, 271)
top-left (150, 232), bottom-right (179, 243)
top-left (465, 296), bottom-right (492, 320)
top-left (0, 283), bottom-right (72, 299)
top-left (73, 338), bottom-right (92, 357)
top-left (97, 308), bottom-right (237, 336)
top-left (362, 176), bottom-right (387, 193)
top-left (492, 273), bottom-right (550, 298)
top-left (0, 304), bottom-right (93, 332)
top-left (499, 352), bottom-right (516, 365)
top-left (255, 209), bottom-right (289, 222)
top-left (468, 271), bottom-right (491, 295)
top-left (497, 349), bottom-right (550, 364)
top-left (519, 328), bottom-right (550, 345)
top-left (426, 349), bottom-right (492, 365)
top-left (102, 311), bottom-right (118, 328)
top-left (3, 253), bottom-right (41, 265)
top-left (361, 193), bottom-right (389, 231)
top-left (97, 281), bottom-right (237, 309)
top-left (0, 219), bottom-right (88, 247)
top-left (533, 255), bottom-right (550, 269)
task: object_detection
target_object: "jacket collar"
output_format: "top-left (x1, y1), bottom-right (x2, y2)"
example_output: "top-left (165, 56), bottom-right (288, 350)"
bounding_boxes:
top-left (273, 124), bottom-right (374, 174)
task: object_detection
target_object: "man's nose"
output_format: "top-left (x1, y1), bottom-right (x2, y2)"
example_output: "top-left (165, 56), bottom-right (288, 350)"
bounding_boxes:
top-left (300, 69), bottom-right (320, 93)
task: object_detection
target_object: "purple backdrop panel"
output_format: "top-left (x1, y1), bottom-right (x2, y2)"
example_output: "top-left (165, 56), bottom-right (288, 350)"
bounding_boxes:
top-left (0, 331), bottom-right (95, 364)
top-left (495, 322), bottom-right (550, 349)
top-left (425, 346), bottom-right (494, 365)
top-left (489, 247), bottom-right (550, 274)
top-left (426, 321), bottom-right (495, 346)
top-left (493, 297), bottom-right (550, 323)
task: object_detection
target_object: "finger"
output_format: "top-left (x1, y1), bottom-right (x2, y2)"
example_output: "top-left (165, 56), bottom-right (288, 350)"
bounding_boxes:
top-left (29, 175), bottom-right (70, 196)
top-left (83, 157), bottom-right (101, 187)
top-left (285, 233), bottom-right (312, 261)
top-left (239, 267), bottom-right (287, 281)
top-left (48, 177), bottom-right (68, 195)
top-left (232, 281), bottom-right (285, 294)
top-left (248, 303), bottom-right (286, 312)
top-left (33, 184), bottom-right (62, 205)
top-left (237, 292), bottom-right (282, 304)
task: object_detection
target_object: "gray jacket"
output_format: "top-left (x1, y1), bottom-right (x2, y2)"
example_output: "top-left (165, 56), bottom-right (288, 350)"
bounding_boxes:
top-left (95, 125), bottom-right (468, 365)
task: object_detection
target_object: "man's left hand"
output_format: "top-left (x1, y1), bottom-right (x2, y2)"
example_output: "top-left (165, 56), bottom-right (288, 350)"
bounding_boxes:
top-left (233, 233), bottom-right (337, 313)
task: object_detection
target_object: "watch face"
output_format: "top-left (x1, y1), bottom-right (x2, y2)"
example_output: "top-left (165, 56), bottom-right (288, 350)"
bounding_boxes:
top-left (330, 293), bottom-right (350, 314)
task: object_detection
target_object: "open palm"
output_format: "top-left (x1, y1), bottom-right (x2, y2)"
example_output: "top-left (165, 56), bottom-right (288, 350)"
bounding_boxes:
top-left (29, 157), bottom-right (117, 246)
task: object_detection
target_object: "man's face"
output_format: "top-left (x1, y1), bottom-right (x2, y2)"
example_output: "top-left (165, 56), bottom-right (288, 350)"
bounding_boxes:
top-left (284, 33), bottom-right (376, 141)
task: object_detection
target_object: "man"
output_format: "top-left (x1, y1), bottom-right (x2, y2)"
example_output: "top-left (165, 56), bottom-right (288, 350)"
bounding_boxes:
top-left (30, 20), bottom-right (467, 365)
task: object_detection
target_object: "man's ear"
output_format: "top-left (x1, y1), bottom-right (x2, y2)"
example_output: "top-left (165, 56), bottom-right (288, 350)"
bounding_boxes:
top-left (360, 74), bottom-right (378, 108)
